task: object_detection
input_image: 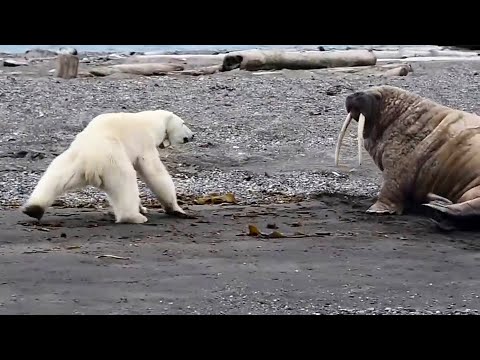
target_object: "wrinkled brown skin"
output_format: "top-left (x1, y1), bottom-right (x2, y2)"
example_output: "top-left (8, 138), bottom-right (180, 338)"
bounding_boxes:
top-left (346, 85), bottom-right (480, 229)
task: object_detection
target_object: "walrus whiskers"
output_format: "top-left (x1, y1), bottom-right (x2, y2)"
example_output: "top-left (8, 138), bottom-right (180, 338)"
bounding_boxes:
top-left (334, 112), bottom-right (365, 166)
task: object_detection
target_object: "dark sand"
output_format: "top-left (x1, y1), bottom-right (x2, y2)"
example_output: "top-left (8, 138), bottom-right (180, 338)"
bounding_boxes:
top-left (2, 195), bottom-right (480, 315)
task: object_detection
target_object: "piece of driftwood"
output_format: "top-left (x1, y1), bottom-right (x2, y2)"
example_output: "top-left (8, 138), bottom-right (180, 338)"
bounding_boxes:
top-left (321, 62), bottom-right (413, 77)
top-left (25, 48), bottom-right (58, 59)
top-left (221, 49), bottom-right (377, 72)
top-left (89, 63), bottom-right (184, 77)
top-left (451, 45), bottom-right (480, 50)
top-left (374, 48), bottom-right (479, 60)
top-left (383, 64), bottom-right (413, 77)
top-left (77, 70), bottom-right (95, 78)
top-left (378, 56), bottom-right (480, 63)
top-left (125, 54), bottom-right (225, 67)
top-left (27, 56), bottom-right (58, 63)
top-left (3, 58), bottom-right (29, 67)
top-left (55, 54), bottom-right (79, 79)
top-left (173, 65), bottom-right (222, 76)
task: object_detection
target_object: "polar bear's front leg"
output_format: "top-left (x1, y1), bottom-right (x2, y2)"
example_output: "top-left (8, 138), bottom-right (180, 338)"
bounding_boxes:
top-left (136, 151), bottom-right (192, 218)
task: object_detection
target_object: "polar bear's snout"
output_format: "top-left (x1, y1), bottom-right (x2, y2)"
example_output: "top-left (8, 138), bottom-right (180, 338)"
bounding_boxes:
top-left (164, 113), bottom-right (195, 146)
top-left (183, 132), bottom-right (195, 143)
top-left (182, 124), bottom-right (195, 143)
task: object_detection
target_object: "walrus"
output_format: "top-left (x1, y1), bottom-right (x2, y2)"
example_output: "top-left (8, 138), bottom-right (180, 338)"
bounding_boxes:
top-left (334, 85), bottom-right (480, 229)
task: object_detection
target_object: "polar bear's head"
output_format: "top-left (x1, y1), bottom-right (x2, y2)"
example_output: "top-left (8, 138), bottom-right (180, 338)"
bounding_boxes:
top-left (163, 113), bottom-right (195, 147)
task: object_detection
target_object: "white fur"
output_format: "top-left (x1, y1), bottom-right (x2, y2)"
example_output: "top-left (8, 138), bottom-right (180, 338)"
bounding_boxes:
top-left (22, 109), bottom-right (194, 224)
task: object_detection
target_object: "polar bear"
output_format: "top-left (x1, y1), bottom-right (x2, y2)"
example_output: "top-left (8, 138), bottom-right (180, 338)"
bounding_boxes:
top-left (21, 109), bottom-right (195, 224)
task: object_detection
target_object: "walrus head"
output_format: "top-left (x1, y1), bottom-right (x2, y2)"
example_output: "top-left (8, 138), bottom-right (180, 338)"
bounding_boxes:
top-left (335, 88), bottom-right (383, 167)
top-left (335, 85), bottom-right (427, 167)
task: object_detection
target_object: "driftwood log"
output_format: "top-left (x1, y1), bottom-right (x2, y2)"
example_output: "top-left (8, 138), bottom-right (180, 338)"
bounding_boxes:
top-left (383, 64), bottom-right (413, 77)
top-left (444, 45), bottom-right (480, 50)
top-left (125, 54), bottom-right (225, 67)
top-left (316, 62), bottom-right (413, 77)
top-left (56, 54), bottom-right (79, 79)
top-left (2, 59), bottom-right (29, 67)
top-left (174, 65), bottom-right (222, 76)
top-left (221, 49), bottom-right (377, 71)
top-left (89, 63), bottom-right (184, 77)
top-left (374, 48), bottom-right (479, 60)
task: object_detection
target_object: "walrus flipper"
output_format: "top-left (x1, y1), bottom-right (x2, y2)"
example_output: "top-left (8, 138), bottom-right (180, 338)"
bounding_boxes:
top-left (366, 179), bottom-right (406, 215)
top-left (425, 193), bottom-right (453, 206)
top-left (422, 200), bottom-right (480, 218)
top-left (423, 197), bottom-right (480, 230)
top-left (366, 201), bottom-right (401, 215)
top-left (366, 192), bottom-right (405, 215)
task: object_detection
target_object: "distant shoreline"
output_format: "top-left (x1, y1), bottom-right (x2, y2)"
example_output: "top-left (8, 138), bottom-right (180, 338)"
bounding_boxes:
top-left (0, 45), bottom-right (331, 56)
top-left (1, 45), bottom-right (479, 81)
top-left (0, 44), bottom-right (451, 57)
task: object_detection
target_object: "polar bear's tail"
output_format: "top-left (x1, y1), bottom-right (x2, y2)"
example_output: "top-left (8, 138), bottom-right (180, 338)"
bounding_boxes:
top-left (22, 151), bottom-right (84, 221)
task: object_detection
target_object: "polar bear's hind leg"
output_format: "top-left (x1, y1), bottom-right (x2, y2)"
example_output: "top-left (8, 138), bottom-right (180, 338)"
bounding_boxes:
top-left (22, 152), bottom-right (85, 220)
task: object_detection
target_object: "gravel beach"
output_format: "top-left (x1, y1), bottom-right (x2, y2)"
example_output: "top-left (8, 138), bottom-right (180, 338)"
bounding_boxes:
top-left (2, 59), bottom-right (480, 208)
top-left (1, 53), bottom-right (480, 315)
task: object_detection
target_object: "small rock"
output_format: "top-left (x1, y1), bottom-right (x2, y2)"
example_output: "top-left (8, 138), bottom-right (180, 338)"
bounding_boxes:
top-left (325, 85), bottom-right (342, 96)
top-left (13, 150), bottom-right (28, 158)
top-left (3, 59), bottom-right (28, 67)
top-left (58, 47), bottom-right (78, 55)
top-left (107, 54), bottom-right (127, 60)
top-left (24, 48), bottom-right (58, 59)
top-left (11, 150), bottom-right (46, 160)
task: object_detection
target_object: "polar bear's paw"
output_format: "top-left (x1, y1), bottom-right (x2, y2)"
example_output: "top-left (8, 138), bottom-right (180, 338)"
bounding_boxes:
top-left (22, 204), bottom-right (45, 221)
top-left (108, 206), bottom-right (148, 217)
top-left (116, 214), bottom-right (148, 224)
top-left (166, 209), bottom-right (197, 219)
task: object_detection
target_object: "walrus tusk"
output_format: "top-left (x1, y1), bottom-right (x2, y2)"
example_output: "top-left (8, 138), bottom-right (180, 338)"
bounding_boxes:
top-left (334, 112), bottom-right (352, 166)
top-left (357, 113), bottom-right (366, 166)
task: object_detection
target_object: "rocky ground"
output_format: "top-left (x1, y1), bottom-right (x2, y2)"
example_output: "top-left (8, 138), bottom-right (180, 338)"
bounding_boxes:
top-left (1, 55), bottom-right (480, 314)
